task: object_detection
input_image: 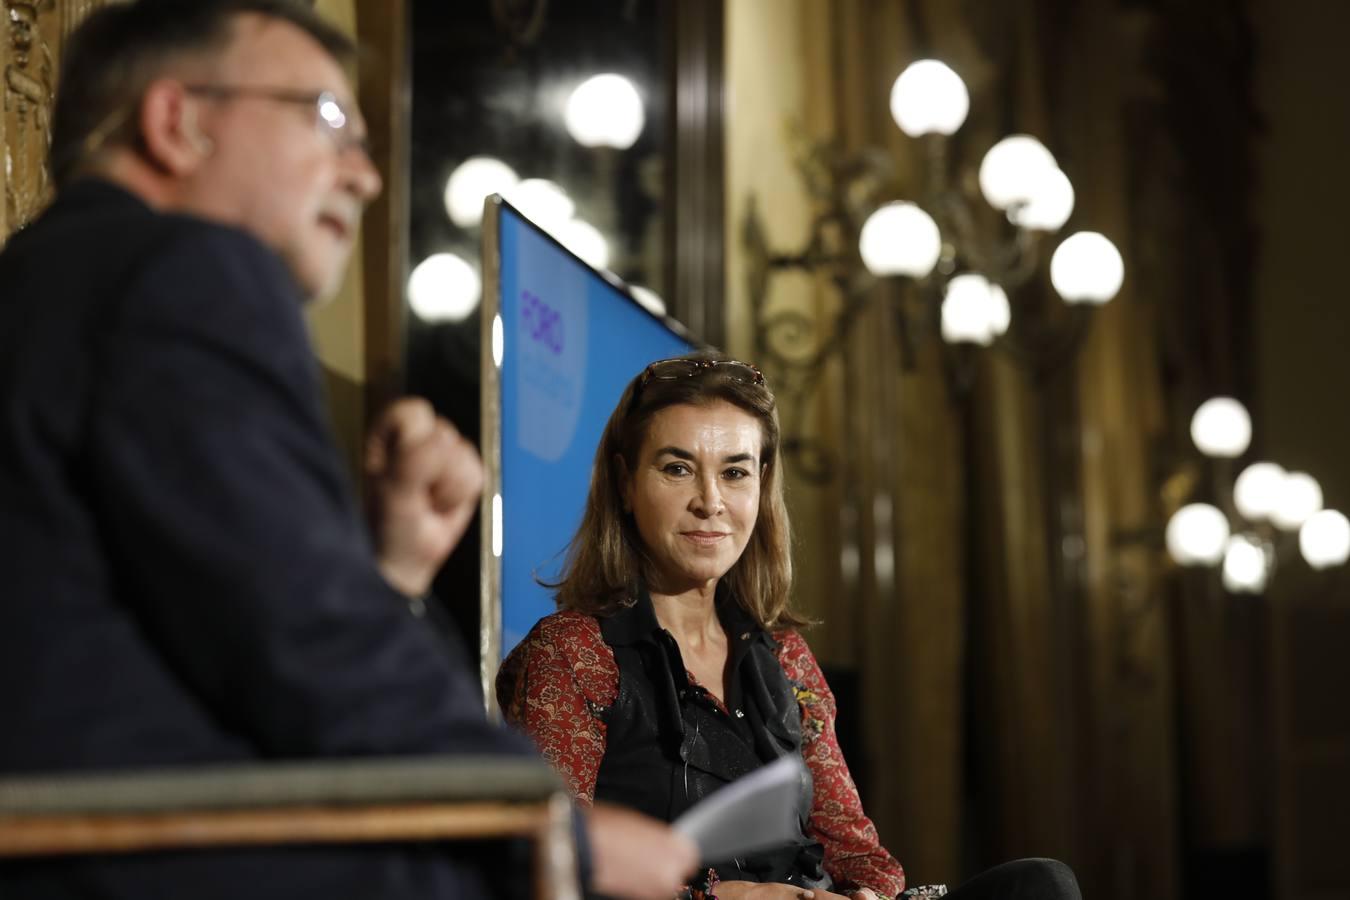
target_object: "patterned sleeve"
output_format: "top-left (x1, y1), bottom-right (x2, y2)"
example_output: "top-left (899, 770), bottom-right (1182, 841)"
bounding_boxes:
top-left (776, 630), bottom-right (906, 898)
top-left (495, 611), bottom-right (618, 806)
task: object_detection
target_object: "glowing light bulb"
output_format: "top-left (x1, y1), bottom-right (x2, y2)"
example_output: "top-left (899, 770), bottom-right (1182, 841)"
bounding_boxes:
top-left (444, 156), bottom-right (519, 228)
top-left (889, 60), bottom-right (969, 137)
top-left (1272, 471), bottom-right (1323, 531)
top-left (1234, 462), bottom-right (1286, 522)
top-left (979, 135), bottom-right (1057, 211)
top-left (1222, 534), bottom-right (1270, 594)
top-left (941, 274), bottom-right (1009, 346)
top-left (1300, 510), bottom-right (1350, 569)
top-left (1050, 231), bottom-right (1124, 305)
top-left (408, 252), bottom-right (480, 322)
top-left (1165, 503), bottom-right (1230, 566)
top-left (564, 74), bottom-right (645, 149)
top-left (1189, 397), bottom-right (1252, 459)
top-left (858, 202), bottom-right (941, 278)
top-left (1010, 165), bottom-right (1075, 232)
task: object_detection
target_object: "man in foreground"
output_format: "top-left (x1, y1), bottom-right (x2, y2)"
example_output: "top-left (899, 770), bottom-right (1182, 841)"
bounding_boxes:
top-left (0, 1), bottom-right (694, 896)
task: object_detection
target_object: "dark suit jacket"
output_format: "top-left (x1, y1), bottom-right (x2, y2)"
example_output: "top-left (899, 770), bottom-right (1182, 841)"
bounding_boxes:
top-left (0, 180), bottom-right (531, 898)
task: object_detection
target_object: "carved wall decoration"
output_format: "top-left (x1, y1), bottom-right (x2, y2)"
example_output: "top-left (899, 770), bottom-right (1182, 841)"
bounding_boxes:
top-left (3, 0), bottom-right (58, 240)
top-left (0, 0), bottom-right (115, 245)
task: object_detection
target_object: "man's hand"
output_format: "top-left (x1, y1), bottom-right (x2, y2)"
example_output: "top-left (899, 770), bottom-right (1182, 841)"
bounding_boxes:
top-left (586, 802), bottom-right (699, 900)
top-left (364, 398), bottom-right (482, 597)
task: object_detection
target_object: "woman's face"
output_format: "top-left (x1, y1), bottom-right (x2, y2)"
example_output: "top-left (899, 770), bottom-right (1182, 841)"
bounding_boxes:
top-left (623, 400), bottom-right (763, 596)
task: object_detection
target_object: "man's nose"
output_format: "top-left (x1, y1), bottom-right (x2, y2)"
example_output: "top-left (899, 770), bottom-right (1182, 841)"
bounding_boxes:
top-left (342, 146), bottom-right (383, 203)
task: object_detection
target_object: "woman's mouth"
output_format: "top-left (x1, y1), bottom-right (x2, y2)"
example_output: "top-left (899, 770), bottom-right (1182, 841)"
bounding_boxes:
top-left (681, 531), bottom-right (729, 545)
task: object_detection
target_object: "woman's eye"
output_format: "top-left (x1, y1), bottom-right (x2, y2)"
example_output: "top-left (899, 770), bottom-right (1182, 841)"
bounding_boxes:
top-left (662, 463), bottom-right (691, 476)
top-left (723, 467), bottom-right (750, 480)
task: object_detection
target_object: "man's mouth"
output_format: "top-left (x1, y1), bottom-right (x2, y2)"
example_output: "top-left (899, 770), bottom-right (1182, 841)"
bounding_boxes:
top-left (318, 212), bottom-right (352, 240)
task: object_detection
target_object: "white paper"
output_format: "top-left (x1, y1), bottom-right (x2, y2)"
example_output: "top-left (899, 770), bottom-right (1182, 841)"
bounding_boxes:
top-left (670, 754), bottom-right (805, 862)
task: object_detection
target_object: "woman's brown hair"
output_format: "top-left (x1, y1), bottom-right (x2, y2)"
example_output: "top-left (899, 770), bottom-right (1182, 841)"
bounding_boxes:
top-left (548, 351), bottom-right (809, 630)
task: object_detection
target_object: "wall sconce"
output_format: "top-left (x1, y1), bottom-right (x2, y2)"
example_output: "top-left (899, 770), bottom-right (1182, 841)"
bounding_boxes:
top-left (745, 58), bottom-right (1125, 467)
top-left (1163, 397), bottom-right (1349, 593)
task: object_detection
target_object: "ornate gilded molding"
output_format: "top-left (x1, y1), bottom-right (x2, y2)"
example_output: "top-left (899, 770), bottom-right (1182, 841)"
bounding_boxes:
top-left (4, 0), bottom-right (58, 240)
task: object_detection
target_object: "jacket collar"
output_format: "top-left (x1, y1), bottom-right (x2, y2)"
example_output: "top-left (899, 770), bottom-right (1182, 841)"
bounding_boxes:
top-left (599, 581), bottom-right (778, 655)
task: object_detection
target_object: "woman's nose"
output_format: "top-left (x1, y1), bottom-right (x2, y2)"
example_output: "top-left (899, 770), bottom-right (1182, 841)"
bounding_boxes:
top-left (689, 476), bottom-right (723, 516)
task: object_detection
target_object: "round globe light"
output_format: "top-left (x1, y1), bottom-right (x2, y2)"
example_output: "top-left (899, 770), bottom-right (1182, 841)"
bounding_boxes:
top-left (1010, 165), bottom-right (1075, 232)
top-left (858, 202), bottom-right (942, 278)
top-left (506, 179), bottom-right (575, 232)
top-left (1272, 471), bottom-right (1324, 531)
top-left (559, 218), bottom-right (610, 270)
top-left (564, 74), bottom-right (645, 150)
top-left (1165, 502), bottom-right (1230, 566)
top-left (629, 285), bottom-right (667, 317)
top-left (889, 59), bottom-right (970, 137)
top-left (978, 135), bottom-right (1058, 212)
top-left (1300, 510), bottom-right (1350, 569)
top-left (941, 274), bottom-right (1008, 346)
top-left (1189, 397), bottom-right (1252, 459)
top-left (1222, 534), bottom-right (1270, 594)
top-left (1050, 231), bottom-right (1124, 305)
top-left (444, 156), bottom-right (519, 228)
top-left (1233, 462), bottom-right (1287, 522)
top-left (407, 252), bottom-right (481, 323)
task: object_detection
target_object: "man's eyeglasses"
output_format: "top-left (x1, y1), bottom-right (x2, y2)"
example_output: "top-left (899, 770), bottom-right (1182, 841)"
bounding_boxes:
top-left (638, 358), bottom-right (766, 389)
top-left (56, 84), bottom-right (369, 184)
top-left (183, 85), bottom-right (369, 155)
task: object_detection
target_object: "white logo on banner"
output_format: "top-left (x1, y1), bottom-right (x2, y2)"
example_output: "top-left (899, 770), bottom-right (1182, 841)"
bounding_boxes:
top-left (516, 240), bottom-right (588, 461)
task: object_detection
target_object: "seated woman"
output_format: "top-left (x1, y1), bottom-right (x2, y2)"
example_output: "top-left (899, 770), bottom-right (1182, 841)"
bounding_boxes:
top-left (498, 352), bottom-right (1078, 900)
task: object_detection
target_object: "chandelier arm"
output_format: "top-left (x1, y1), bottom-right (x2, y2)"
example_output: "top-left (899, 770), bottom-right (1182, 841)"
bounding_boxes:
top-left (989, 303), bottom-right (1092, 378)
top-left (995, 227), bottom-right (1042, 288)
top-left (934, 188), bottom-right (989, 273)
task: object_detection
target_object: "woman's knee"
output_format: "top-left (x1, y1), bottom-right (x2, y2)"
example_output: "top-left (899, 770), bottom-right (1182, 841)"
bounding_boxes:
top-left (997, 858), bottom-right (1079, 900)
top-left (954, 857), bottom-right (1080, 900)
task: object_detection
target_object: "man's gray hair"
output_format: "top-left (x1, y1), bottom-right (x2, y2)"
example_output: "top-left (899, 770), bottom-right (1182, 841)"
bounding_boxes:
top-left (49, 0), bottom-right (355, 187)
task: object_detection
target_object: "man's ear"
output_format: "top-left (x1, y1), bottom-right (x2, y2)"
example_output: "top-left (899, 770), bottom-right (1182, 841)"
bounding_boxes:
top-left (138, 79), bottom-right (213, 175)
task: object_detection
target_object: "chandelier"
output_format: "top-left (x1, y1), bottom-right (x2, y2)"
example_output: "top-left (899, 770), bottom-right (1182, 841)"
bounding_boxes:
top-left (745, 58), bottom-right (1127, 475)
top-left (1163, 397), bottom-right (1349, 592)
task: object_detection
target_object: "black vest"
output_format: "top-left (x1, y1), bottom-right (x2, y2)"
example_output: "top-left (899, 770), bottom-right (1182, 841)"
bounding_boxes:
top-left (594, 589), bottom-right (830, 888)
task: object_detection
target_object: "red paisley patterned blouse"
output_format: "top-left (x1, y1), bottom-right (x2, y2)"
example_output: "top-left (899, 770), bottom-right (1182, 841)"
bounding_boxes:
top-left (496, 610), bottom-right (905, 897)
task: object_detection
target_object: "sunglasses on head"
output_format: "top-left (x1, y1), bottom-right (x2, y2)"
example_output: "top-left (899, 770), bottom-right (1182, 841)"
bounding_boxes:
top-left (637, 357), bottom-right (766, 389)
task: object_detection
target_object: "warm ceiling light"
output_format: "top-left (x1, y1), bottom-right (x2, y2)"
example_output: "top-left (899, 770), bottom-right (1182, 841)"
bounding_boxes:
top-left (1189, 397), bottom-right (1252, 459)
top-left (444, 156), bottom-right (519, 228)
top-left (1050, 231), bottom-right (1124, 305)
top-left (1165, 503), bottom-right (1230, 566)
top-left (979, 135), bottom-right (1058, 212)
top-left (408, 252), bottom-right (481, 323)
top-left (1272, 471), bottom-right (1324, 532)
top-left (889, 59), bottom-right (970, 137)
top-left (859, 202), bottom-right (942, 278)
top-left (564, 74), bottom-right (645, 150)
top-left (1300, 510), bottom-right (1350, 569)
top-left (1233, 462), bottom-right (1286, 522)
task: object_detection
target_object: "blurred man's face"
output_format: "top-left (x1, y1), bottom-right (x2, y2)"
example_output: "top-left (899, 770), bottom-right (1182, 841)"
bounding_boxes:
top-left (181, 13), bottom-right (381, 301)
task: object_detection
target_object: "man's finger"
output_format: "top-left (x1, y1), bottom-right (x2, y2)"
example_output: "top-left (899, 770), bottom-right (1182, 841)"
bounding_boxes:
top-left (366, 398), bottom-right (437, 473)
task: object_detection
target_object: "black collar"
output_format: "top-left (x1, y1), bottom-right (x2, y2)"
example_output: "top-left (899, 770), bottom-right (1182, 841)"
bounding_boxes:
top-left (598, 582), bottom-right (778, 655)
